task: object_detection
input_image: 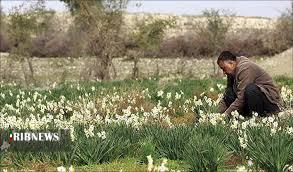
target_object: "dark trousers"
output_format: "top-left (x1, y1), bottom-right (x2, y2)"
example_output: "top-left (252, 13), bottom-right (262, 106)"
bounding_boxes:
top-left (224, 83), bottom-right (279, 117)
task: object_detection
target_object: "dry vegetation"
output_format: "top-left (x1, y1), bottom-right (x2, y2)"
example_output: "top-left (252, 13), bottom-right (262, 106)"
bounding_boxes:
top-left (1, 4), bottom-right (292, 58)
top-left (0, 0), bottom-right (292, 84)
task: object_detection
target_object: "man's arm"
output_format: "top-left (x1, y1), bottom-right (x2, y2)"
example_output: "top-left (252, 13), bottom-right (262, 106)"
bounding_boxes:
top-left (225, 67), bottom-right (255, 115)
top-left (218, 98), bottom-right (227, 114)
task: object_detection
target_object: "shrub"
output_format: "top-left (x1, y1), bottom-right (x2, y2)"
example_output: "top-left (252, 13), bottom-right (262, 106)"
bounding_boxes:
top-left (159, 36), bottom-right (185, 57)
top-left (139, 124), bottom-right (195, 160)
top-left (73, 125), bottom-right (131, 165)
top-left (224, 29), bottom-right (271, 57)
top-left (30, 33), bottom-right (70, 57)
top-left (263, 9), bottom-right (293, 55)
top-left (0, 12), bottom-right (11, 52)
top-left (107, 124), bottom-right (141, 157)
top-left (138, 137), bottom-right (158, 163)
top-left (246, 126), bottom-right (293, 172)
top-left (0, 31), bottom-right (11, 52)
top-left (196, 124), bottom-right (242, 154)
top-left (132, 18), bottom-right (175, 51)
top-left (154, 125), bottom-right (195, 160)
top-left (159, 34), bottom-right (213, 58)
top-left (183, 134), bottom-right (231, 171)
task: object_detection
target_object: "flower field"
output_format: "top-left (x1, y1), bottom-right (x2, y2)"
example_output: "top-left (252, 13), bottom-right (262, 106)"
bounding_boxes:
top-left (0, 76), bottom-right (293, 171)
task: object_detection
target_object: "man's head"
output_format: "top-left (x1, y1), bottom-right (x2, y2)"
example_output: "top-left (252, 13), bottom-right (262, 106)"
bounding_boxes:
top-left (217, 51), bottom-right (237, 76)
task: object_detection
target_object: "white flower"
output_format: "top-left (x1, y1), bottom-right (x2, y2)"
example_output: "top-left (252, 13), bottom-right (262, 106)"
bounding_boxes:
top-left (210, 118), bottom-right (217, 126)
top-left (231, 111), bottom-right (239, 118)
top-left (249, 117), bottom-right (257, 127)
top-left (252, 112), bottom-right (258, 117)
top-left (239, 132), bottom-right (248, 149)
top-left (69, 165), bottom-right (75, 172)
top-left (209, 87), bottom-right (215, 92)
top-left (273, 121), bottom-right (278, 128)
top-left (57, 166), bottom-right (66, 172)
top-left (268, 116), bottom-right (274, 123)
top-left (278, 111), bottom-right (286, 118)
top-left (147, 155), bottom-right (154, 172)
top-left (97, 131), bottom-right (106, 140)
top-left (200, 92), bottom-right (205, 97)
top-left (51, 82), bottom-right (58, 89)
top-left (194, 99), bottom-right (203, 106)
top-left (231, 120), bottom-right (238, 129)
top-left (247, 159), bottom-right (253, 167)
top-left (199, 110), bottom-right (204, 115)
top-left (217, 83), bottom-right (225, 91)
top-left (157, 90), bottom-right (164, 98)
top-left (168, 101), bottom-right (172, 108)
top-left (175, 92), bottom-right (181, 100)
top-left (286, 164), bottom-right (293, 171)
top-left (70, 126), bottom-right (75, 141)
top-left (158, 158), bottom-right (168, 172)
top-left (122, 106), bottom-right (132, 116)
top-left (166, 92), bottom-right (172, 99)
top-left (239, 137), bottom-right (247, 148)
top-left (286, 127), bottom-right (293, 135)
top-left (241, 121), bottom-right (248, 130)
top-left (84, 125), bottom-right (95, 138)
top-left (271, 128), bottom-right (277, 135)
top-left (205, 97), bottom-right (213, 107)
top-left (236, 166), bottom-right (247, 172)
top-left (153, 166), bottom-right (159, 172)
top-left (284, 164), bottom-right (293, 172)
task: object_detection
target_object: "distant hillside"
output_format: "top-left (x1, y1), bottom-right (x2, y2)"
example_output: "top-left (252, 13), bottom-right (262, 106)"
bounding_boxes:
top-left (54, 12), bottom-right (276, 37)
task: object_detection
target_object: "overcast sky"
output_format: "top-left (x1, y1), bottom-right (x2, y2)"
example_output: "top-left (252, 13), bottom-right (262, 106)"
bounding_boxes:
top-left (1, 0), bottom-right (292, 18)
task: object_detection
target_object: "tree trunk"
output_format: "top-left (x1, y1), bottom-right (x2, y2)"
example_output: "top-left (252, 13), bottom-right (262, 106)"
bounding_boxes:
top-left (26, 56), bottom-right (36, 85)
top-left (96, 54), bottom-right (111, 81)
top-left (110, 59), bottom-right (117, 79)
top-left (20, 57), bottom-right (36, 86)
top-left (132, 57), bottom-right (139, 79)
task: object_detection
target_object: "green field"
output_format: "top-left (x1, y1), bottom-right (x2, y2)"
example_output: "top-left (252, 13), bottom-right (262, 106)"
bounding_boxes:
top-left (0, 76), bottom-right (292, 171)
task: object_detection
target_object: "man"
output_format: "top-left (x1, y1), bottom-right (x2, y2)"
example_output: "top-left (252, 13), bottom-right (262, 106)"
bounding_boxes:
top-left (217, 51), bottom-right (281, 117)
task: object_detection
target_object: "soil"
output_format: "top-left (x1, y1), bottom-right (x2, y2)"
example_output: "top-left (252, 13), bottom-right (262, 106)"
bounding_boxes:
top-left (258, 48), bottom-right (293, 77)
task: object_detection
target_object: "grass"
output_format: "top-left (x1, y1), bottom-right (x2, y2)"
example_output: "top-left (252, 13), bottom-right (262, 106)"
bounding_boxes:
top-left (1, 75), bottom-right (291, 105)
top-left (3, 118), bottom-right (292, 171)
top-left (29, 157), bottom-right (190, 171)
top-left (246, 127), bottom-right (293, 172)
top-left (275, 75), bottom-right (293, 89)
top-left (0, 76), bottom-right (292, 171)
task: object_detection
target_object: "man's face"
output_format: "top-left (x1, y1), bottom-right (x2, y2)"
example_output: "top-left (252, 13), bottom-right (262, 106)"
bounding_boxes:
top-left (218, 60), bottom-right (236, 76)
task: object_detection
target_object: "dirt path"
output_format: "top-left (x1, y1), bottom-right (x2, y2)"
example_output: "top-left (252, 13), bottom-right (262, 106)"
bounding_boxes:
top-left (258, 48), bottom-right (293, 77)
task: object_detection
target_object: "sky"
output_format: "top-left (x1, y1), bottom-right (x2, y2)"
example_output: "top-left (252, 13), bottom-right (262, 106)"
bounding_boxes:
top-left (1, 0), bottom-right (292, 18)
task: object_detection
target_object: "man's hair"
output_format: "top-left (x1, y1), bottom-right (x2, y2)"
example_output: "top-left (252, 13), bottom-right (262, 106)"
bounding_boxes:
top-left (217, 51), bottom-right (236, 63)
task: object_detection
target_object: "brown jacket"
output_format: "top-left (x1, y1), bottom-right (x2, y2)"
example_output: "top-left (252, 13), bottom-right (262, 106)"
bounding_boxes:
top-left (219, 56), bottom-right (281, 115)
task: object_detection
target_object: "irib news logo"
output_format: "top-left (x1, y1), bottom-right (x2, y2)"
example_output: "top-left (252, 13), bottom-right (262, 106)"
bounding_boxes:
top-left (1, 128), bottom-right (70, 152)
top-left (13, 132), bottom-right (60, 142)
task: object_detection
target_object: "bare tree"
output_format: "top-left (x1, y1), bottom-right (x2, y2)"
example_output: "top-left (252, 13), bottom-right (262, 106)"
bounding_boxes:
top-left (62, 0), bottom-right (128, 81)
top-left (195, 9), bottom-right (234, 76)
top-left (127, 16), bottom-right (175, 78)
top-left (7, 0), bottom-right (55, 85)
